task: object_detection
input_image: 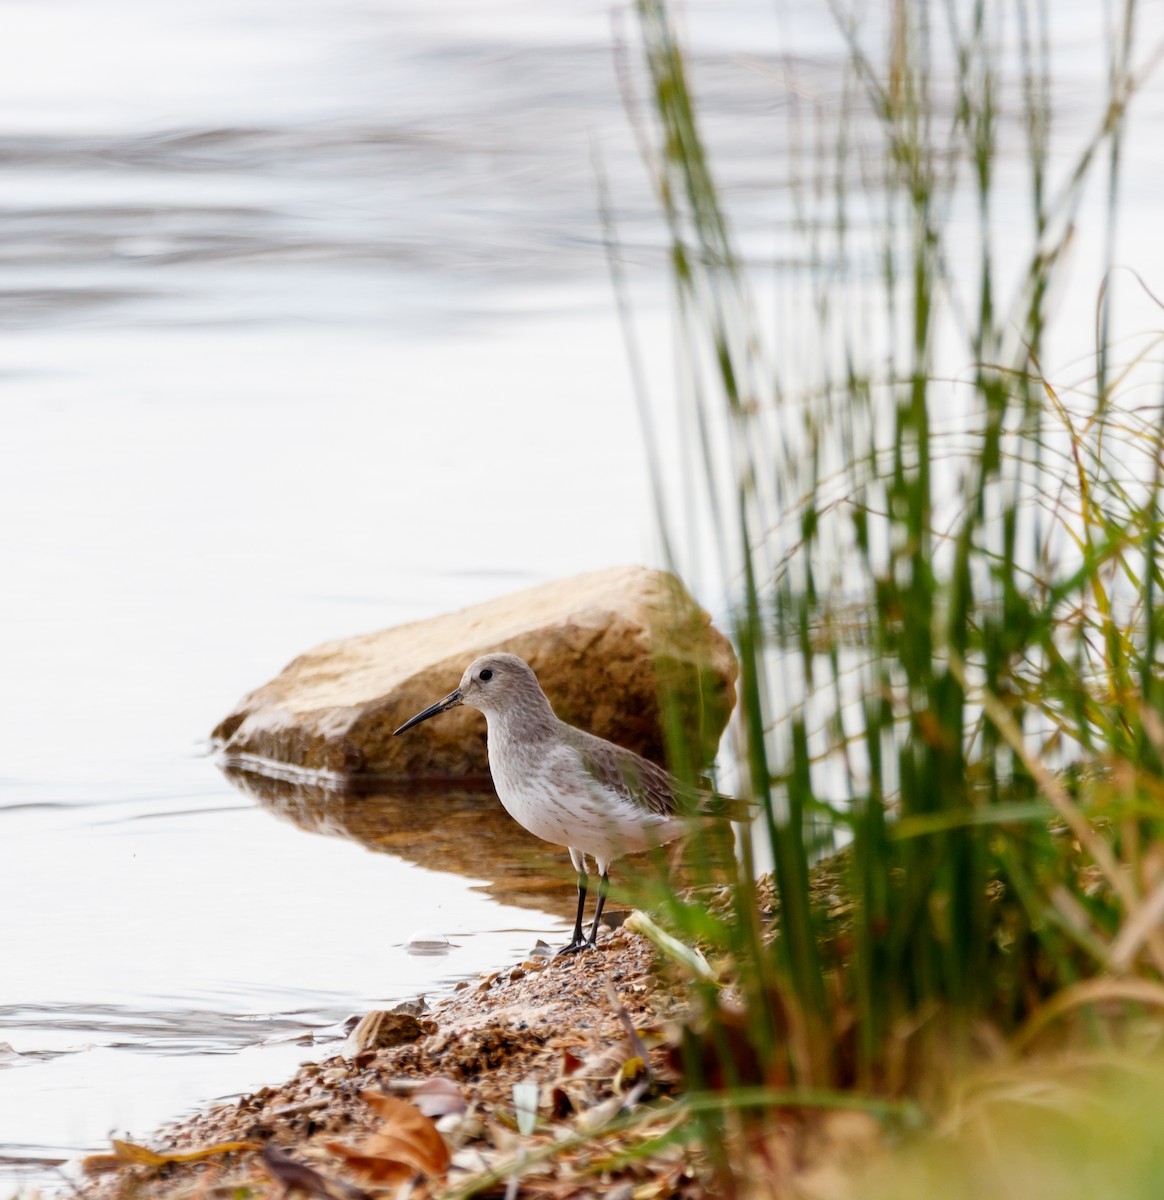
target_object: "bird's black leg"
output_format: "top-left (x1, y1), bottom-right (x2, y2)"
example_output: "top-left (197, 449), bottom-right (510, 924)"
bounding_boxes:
top-left (557, 871), bottom-right (588, 955)
top-left (585, 871), bottom-right (610, 948)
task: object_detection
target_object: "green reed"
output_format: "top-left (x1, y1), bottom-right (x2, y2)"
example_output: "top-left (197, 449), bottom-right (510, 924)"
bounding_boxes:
top-left (627, 0), bottom-right (1164, 1103)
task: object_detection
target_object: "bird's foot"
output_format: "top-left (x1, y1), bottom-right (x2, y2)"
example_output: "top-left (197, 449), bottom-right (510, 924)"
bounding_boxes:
top-left (556, 936), bottom-right (602, 955)
top-left (556, 938), bottom-right (596, 956)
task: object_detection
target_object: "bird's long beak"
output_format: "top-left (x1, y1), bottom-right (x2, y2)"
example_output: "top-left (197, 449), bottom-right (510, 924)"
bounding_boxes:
top-left (393, 688), bottom-right (463, 735)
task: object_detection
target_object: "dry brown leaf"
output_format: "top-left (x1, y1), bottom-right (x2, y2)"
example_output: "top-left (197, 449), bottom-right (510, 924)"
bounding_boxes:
top-left (325, 1091), bottom-right (450, 1183)
top-left (323, 1143), bottom-right (411, 1187)
top-left (560, 1049), bottom-right (584, 1078)
top-left (80, 1155), bottom-right (123, 1176)
top-left (550, 1085), bottom-right (574, 1119)
top-left (110, 1138), bottom-right (260, 1168)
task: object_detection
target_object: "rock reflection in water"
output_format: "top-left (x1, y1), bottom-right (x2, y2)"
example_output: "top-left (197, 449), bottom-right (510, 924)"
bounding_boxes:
top-left (220, 762), bottom-right (740, 927)
top-left (221, 763), bottom-right (580, 921)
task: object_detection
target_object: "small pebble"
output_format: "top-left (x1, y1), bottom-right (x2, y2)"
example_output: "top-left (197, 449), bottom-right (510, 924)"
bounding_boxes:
top-left (406, 929), bottom-right (451, 955)
top-left (349, 1010), bottom-right (433, 1052)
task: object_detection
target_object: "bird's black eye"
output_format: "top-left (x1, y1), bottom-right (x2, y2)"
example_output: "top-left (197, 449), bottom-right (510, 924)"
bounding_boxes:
top-left (479, 668), bottom-right (493, 682)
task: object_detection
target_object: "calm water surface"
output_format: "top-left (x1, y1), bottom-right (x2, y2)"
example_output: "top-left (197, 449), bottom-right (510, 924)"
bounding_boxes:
top-left (0, 0), bottom-right (685, 1181)
top-left (2, 0), bottom-right (1162, 1188)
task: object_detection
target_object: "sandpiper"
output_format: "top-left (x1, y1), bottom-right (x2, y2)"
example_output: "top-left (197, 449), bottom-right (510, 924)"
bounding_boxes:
top-left (394, 652), bottom-right (739, 953)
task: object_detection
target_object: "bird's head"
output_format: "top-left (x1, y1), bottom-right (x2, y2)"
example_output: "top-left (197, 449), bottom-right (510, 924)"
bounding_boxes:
top-left (393, 652), bottom-right (544, 733)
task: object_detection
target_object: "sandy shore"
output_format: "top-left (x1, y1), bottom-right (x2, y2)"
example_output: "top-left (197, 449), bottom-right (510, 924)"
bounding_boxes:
top-left (78, 924), bottom-right (717, 1200)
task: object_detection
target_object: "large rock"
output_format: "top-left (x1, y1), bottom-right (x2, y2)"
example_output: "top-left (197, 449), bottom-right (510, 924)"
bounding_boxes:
top-left (212, 565), bottom-right (737, 780)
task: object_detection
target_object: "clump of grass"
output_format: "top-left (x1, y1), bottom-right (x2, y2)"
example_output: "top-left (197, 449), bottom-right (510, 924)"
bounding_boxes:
top-left (621, 0), bottom-right (1164, 1154)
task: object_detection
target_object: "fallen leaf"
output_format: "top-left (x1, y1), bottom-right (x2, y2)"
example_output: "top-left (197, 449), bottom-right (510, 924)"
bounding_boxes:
top-left (574, 1080), bottom-right (649, 1134)
top-left (614, 1056), bottom-right (646, 1091)
top-left (325, 1091), bottom-right (450, 1184)
top-left (110, 1140), bottom-right (174, 1168)
top-left (260, 1143), bottom-right (371, 1200)
top-left (487, 1121), bottom-right (522, 1153)
top-left (623, 911), bottom-right (718, 983)
top-left (574, 1092), bottom-right (626, 1134)
top-left (412, 1076), bottom-right (467, 1119)
top-left (560, 1049), bottom-right (584, 1078)
top-left (80, 1155), bottom-right (122, 1176)
top-left (550, 1086), bottom-right (573, 1119)
top-left (110, 1138), bottom-right (260, 1168)
top-left (323, 1144), bottom-right (411, 1188)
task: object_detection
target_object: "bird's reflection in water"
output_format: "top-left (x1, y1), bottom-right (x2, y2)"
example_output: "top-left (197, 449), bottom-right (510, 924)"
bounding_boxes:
top-left (220, 762), bottom-right (740, 925)
top-left (220, 762), bottom-right (580, 920)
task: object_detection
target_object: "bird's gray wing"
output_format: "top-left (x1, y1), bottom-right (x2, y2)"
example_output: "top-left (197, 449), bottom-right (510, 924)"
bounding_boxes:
top-left (561, 725), bottom-right (715, 819)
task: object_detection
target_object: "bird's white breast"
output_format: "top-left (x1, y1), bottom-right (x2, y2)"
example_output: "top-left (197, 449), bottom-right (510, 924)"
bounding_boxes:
top-left (487, 723), bottom-right (682, 863)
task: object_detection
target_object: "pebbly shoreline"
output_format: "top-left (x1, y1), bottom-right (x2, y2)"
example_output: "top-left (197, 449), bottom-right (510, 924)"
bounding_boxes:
top-left (78, 925), bottom-right (717, 1200)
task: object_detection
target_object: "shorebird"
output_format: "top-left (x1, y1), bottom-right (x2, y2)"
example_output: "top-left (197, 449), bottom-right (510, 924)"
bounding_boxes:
top-left (394, 652), bottom-right (740, 953)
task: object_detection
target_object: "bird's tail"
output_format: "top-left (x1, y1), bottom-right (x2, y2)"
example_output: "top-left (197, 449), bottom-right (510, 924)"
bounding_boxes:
top-left (699, 792), bottom-right (759, 823)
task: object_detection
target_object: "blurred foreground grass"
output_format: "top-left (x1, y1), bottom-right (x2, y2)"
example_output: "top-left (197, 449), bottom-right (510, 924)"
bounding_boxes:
top-left (867, 1053), bottom-right (1164, 1199)
top-left (619, 0), bottom-right (1164, 1192)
